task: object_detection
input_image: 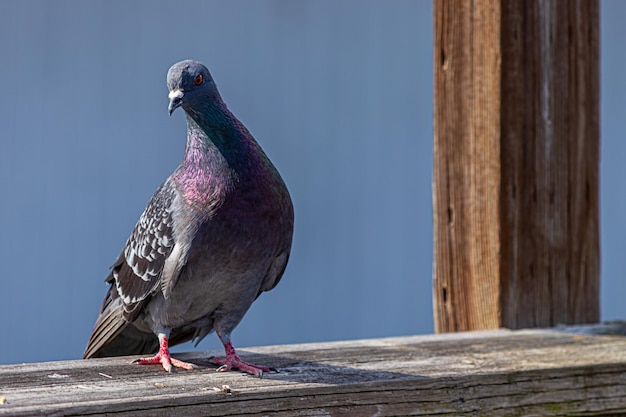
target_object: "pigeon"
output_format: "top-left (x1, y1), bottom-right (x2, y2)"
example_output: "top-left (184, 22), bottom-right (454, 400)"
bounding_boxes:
top-left (83, 60), bottom-right (294, 376)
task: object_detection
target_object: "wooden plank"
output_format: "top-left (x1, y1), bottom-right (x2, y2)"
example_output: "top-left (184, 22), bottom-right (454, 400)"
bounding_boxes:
top-left (2, 324), bottom-right (626, 416)
top-left (433, 0), bottom-right (600, 332)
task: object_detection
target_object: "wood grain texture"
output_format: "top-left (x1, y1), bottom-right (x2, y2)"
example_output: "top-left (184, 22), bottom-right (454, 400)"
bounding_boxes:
top-left (2, 324), bottom-right (626, 416)
top-left (433, 0), bottom-right (599, 332)
top-left (433, 0), bottom-right (502, 333)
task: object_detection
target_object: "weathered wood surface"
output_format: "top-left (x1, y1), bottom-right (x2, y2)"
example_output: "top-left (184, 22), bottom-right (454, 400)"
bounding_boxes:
top-left (433, 0), bottom-right (600, 332)
top-left (433, 0), bottom-right (503, 334)
top-left (2, 324), bottom-right (626, 416)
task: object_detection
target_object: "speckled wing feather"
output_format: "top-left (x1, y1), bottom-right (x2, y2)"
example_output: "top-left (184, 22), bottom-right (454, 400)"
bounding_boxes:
top-left (112, 178), bottom-right (178, 319)
top-left (83, 179), bottom-right (178, 358)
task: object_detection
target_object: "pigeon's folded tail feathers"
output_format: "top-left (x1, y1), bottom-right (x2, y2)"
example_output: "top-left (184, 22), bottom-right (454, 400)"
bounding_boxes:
top-left (83, 286), bottom-right (158, 358)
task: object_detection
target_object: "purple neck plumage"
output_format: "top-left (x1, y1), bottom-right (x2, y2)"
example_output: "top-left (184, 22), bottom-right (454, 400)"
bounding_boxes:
top-left (172, 101), bottom-right (270, 210)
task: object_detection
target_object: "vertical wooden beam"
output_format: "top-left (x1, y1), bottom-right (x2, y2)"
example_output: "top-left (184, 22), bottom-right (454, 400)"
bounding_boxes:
top-left (432, 0), bottom-right (503, 332)
top-left (433, 0), bottom-right (599, 332)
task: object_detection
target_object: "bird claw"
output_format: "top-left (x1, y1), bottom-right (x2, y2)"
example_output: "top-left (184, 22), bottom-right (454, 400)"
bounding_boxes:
top-left (211, 356), bottom-right (271, 377)
top-left (132, 354), bottom-right (196, 372)
top-left (130, 333), bottom-right (196, 372)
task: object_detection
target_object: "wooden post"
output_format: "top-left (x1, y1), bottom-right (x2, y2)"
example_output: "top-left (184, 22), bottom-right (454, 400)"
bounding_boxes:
top-left (433, 0), bottom-right (599, 332)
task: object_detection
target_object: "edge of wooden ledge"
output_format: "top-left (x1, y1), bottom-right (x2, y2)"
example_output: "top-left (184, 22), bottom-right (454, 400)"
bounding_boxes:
top-left (2, 323), bottom-right (626, 416)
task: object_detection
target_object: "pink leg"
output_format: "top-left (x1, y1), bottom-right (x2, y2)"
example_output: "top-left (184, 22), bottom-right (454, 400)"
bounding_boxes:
top-left (133, 332), bottom-right (196, 372)
top-left (212, 340), bottom-right (272, 377)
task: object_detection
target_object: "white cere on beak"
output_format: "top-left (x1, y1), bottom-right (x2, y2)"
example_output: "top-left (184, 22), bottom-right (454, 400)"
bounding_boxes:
top-left (169, 90), bottom-right (184, 100)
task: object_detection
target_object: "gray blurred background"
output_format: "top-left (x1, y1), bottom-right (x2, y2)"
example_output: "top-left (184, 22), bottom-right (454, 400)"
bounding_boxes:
top-left (0, 1), bottom-right (623, 365)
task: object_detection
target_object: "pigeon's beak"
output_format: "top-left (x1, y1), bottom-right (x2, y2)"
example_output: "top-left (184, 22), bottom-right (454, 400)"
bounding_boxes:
top-left (168, 89), bottom-right (184, 116)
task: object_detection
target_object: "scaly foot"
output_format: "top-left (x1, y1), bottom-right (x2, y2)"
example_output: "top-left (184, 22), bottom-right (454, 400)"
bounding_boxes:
top-left (132, 333), bottom-right (196, 372)
top-left (133, 352), bottom-right (196, 372)
top-left (212, 341), bottom-right (272, 377)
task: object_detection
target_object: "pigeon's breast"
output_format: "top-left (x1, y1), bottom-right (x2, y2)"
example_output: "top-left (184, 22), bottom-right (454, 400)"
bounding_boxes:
top-left (148, 194), bottom-right (287, 330)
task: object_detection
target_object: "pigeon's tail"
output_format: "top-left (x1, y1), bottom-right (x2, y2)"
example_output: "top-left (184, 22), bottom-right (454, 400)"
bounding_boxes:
top-left (83, 286), bottom-right (158, 359)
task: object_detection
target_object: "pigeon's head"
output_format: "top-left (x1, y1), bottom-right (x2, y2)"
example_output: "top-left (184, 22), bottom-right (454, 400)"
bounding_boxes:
top-left (166, 60), bottom-right (218, 116)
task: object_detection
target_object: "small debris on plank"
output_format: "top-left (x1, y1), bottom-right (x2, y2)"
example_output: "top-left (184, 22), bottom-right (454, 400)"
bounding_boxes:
top-left (154, 383), bottom-right (167, 388)
top-left (98, 372), bottom-right (113, 379)
top-left (0, 396), bottom-right (6, 404)
top-left (212, 384), bottom-right (232, 394)
top-left (47, 373), bottom-right (69, 379)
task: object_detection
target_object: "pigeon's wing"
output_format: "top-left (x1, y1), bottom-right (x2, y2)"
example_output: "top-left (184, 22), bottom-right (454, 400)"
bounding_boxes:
top-left (84, 179), bottom-right (178, 358)
top-left (256, 251), bottom-right (290, 299)
top-left (256, 189), bottom-right (294, 298)
top-left (113, 178), bottom-right (178, 319)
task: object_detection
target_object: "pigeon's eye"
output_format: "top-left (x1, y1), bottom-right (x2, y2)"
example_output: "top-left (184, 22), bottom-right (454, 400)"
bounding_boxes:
top-left (194, 74), bottom-right (204, 86)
